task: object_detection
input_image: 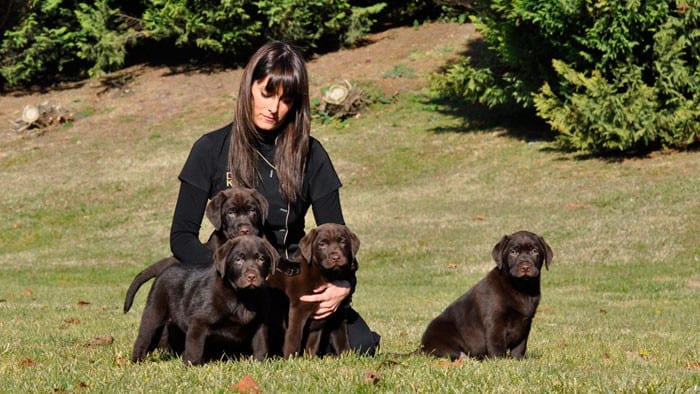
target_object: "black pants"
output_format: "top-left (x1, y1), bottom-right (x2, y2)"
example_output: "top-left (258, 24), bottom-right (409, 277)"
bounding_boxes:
top-left (344, 306), bottom-right (381, 356)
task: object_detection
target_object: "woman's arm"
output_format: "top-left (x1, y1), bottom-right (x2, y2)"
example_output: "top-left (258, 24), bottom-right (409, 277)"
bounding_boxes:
top-left (170, 181), bottom-right (213, 265)
top-left (311, 189), bottom-right (345, 225)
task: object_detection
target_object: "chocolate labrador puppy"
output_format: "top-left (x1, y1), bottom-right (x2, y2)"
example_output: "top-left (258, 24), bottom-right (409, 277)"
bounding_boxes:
top-left (130, 235), bottom-right (279, 365)
top-left (203, 186), bottom-right (269, 250)
top-left (420, 230), bottom-right (553, 359)
top-left (267, 223), bottom-right (360, 358)
top-left (123, 186), bottom-right (269, 313)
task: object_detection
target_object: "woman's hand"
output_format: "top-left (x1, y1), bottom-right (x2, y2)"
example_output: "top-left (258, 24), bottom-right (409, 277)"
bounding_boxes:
top-left (299, 280), bottom-right (351, 319)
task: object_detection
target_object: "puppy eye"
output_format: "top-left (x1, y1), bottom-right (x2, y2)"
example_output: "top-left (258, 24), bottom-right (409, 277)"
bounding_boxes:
top-left (509, 248), bottom-right (519, 255)
top-left (338, 237), bottom-right (347, 244)
top-left (530, 249), bottom-right (540, 256)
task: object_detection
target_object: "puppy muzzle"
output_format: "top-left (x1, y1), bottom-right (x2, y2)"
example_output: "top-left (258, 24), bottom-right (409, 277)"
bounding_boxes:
top-left (225, 222), bottom-right (257, 239)
top-left (513, 260), bottom-right (539, 278)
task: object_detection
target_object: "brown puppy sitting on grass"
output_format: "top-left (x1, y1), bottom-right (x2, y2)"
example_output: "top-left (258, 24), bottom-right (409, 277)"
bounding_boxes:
top-left (130, 235), bottom-right (279, 365)
top-left (420, 230), bottom-right (553, 359)
top-left (267, 223), bottom-right (360, 357)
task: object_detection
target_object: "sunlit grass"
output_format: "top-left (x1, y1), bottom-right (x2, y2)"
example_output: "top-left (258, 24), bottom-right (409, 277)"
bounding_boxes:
top-left (1, 50), bottom-right (699, 394)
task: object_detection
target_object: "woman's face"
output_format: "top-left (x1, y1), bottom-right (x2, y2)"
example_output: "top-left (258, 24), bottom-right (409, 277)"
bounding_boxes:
top-left (251, 76), bottom-right (292, 131)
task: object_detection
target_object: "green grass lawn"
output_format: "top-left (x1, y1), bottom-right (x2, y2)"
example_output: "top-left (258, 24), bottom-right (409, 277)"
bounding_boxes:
top-left (1, 70), bottom-right (699, 392)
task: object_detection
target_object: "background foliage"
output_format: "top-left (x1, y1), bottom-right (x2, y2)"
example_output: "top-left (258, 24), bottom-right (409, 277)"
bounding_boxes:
top-left (0, 0), bottom-right (437, 88)
top-left (2, 0), bottom-right (698, 155)
top-left (431, 0), bottom-right (700, 154)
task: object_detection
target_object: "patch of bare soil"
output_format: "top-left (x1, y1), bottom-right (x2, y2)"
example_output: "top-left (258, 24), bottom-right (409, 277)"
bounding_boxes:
top-left (0, 22), bottom-right (476, 157)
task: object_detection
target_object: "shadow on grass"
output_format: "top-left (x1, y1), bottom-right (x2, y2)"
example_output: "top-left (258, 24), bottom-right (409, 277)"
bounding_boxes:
top-left (421, 34), bottom-right (558, 145)
top-left (426, 95), bottom-right (556, 144)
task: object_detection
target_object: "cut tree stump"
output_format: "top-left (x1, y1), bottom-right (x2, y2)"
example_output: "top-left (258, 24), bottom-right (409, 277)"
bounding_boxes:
top-left (10, 101), bottom-right (74, 135)
top-left (318, 80), bottom-right (372, 119)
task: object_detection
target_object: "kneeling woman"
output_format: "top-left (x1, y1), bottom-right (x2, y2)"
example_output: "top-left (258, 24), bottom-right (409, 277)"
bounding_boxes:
top-left (169, 40), bottom-right (380, 355)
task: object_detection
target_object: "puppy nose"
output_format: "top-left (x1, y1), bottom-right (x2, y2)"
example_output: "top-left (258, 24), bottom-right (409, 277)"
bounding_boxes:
top-left (246, 271), bottom-right (257, 282)
top-left (237, 225), bottom-right (251, 235)
top-left (329, 251), bottom-right (342, 262)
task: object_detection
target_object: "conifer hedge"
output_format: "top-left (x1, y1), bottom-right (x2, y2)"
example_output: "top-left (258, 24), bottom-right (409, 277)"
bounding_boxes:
top-left (433, 0), bottom-right (699, 154)
top-left (0, 0), bottom-right (414, 88)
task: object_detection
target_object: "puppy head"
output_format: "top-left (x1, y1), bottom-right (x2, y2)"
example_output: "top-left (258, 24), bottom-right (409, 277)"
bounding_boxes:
top-left (298, 223), bottom-right (360, 273)
top-left (214, 235), bottom-right (280, 290)
top-left (206, 187), bottom-right (269, 238)
top-left (491, 231), bottom-right (553, 279)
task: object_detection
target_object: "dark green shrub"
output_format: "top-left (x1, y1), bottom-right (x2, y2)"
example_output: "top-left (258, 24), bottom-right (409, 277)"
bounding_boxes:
top-left (0, 0), bottom-right (445, 88)
top-left (75, 0), bottom-right (141, 78)
top-left (433, 0), bottom-right (700, 154)
top-left (0, 0), bottom-right (82, 87)
top-left (141, 0), bottom-right (260, 55)
top-left (0, 0), bottom-right (139, 87)
top-left (255, 0), bottom-right (350, 51)
top-left (343, 3), bottom-right (387, 46)
top-left (254, 1), bottom-right (389, 51)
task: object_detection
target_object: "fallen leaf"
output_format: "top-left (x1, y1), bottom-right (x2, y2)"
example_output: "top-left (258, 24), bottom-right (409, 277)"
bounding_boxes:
top-left (437, 359), bottom-right (451, 368)
top-left (437, 357), bottom-right (464, 368)
top-left (471, 215), bottom-right (487, 221)
top-left (447, 263), bottom-right (458, 268)
top-left (19, 358), bottom-right (37, 367)
top-left (88, 335), bottom-right (114, 347)
top-left (21, 289), bottom-right (33, 296)
top-left (230, 375), bottom-right (261, 394)
top-left (77, 300), bottom-right (91, 306)
top-left (685, 361), bottom-right (700, 370)
top-left (363, 370), bottom-right (381, 384)
top-left (64, 317), bottom-right (80, 324)
top-left (77, 381), bottom-right (89, 389)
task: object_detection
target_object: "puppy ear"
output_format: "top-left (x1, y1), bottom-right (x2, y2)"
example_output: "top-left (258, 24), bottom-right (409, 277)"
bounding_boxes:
top-left (347, 228), bottom-right (361, 257)
top-left (213, 239), bottom-right (234, 278)
top-left (251, 189), bottom-right (269, 221)
top-left (346, 227), bottom-right (360, 271)
top-left (298, 227), bottom-right (317, 263)
top-left (491, 235), bottom-right (509, 269)
top-left (206, 191), bottom-right (226, 230)
top-left (538, 236), bottom-right (554, 270)
top-left (262, 238), bottom-right (280, 275)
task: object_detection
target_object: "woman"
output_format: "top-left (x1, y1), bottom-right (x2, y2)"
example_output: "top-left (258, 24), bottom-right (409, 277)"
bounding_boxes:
top-left (169, 41), bottom-right (379, 355)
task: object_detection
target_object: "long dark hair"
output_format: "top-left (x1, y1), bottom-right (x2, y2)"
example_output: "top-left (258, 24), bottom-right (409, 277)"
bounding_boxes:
top-left (229, 41), bottom-right (311, 203)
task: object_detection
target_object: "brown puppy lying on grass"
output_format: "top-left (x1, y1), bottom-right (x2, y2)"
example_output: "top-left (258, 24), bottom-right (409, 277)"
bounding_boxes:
top-left (130, 235), bottom-right (279, 365)
top-left (421, 230), bottom-right (553, 359)
top-left (267, 223), bottom-right (360, 357)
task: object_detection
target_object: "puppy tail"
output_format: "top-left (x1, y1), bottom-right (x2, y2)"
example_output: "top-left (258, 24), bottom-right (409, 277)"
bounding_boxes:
top-left (123, 256), bottom-right (178, 313)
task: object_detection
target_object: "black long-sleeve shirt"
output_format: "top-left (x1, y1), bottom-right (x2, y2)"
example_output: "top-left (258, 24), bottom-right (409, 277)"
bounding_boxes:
top-left (170, 123), bottom-right (345, 265)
